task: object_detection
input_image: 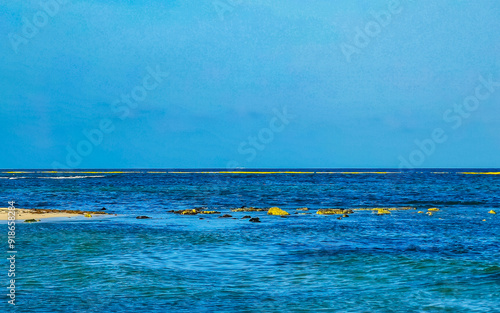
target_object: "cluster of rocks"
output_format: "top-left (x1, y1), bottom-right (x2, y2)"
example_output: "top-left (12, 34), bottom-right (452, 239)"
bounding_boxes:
top-left (230, 207), bottom-right (266, 212)
top-left (132, 206), bottom-right (497, 223)
top-left (317, 209), bottom-right (354, 215)
top-left (353, 207), bottom-right (416, 211)
top-left (168, 208), bottom-right (221, 215)
top-left (163, 206), bottom-right (358, 222)
top-left (238, 215), bottom-right (260, 222)
top-left (164, 206), bottom-right (419, 220)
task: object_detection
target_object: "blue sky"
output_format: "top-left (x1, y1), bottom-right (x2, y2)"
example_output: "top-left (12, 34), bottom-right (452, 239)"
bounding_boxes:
top-left (1, 0), bottom-right (500, 169)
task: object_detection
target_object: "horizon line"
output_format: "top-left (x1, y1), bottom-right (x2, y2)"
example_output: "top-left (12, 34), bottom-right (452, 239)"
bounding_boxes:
top-left (1, 167), bottom-right (500, 171)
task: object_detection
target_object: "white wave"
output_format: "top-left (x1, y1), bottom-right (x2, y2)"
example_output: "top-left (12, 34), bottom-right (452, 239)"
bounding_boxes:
top-left (8, 177), bottom-right (27, 179)
top-left (38, 175), bottom-right (106, 179)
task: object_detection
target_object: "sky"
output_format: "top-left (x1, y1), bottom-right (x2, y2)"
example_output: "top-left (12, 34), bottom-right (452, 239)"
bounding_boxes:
top-left (1, 0), bottom-right (500, 169)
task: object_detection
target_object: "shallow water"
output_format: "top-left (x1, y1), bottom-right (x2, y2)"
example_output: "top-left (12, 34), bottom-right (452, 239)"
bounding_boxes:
top-left (1, 169), bottom-right (499, 312)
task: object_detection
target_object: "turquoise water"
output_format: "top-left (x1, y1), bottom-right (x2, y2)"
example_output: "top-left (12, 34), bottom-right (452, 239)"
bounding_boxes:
top-left (1, 170), bottom-right (499, 312)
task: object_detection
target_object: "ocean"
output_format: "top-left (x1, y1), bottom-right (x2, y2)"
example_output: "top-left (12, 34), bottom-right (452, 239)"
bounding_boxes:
top-left (1, 169), bottom-right (499, 312)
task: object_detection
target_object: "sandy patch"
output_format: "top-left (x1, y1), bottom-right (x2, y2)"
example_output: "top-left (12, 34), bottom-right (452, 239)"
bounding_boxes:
top-left (0, 208), bottom-right (109, 221)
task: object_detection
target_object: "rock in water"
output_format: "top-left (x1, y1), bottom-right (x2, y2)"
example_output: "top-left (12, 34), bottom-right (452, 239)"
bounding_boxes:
top-left (231, 207), bottom-right (266, 212)
top-left (296, 208), bottom-right (309, 211)
top-left (136, 216), bottom-right (151, 219)
top-left (249, 217), bottom-right (261, 223)
top-left (317, 209), bottom-right (353, 215)
top-left (267, 207), bottom-right (290, 216)
top-left (242, 216), bottom-right (251, 219)
top-left (24, 219), bottom-right (40, 223)
top-left (428, 208), bottom-right (440, 211)
top-left (354, 207), bottom-right (415, 211)
top-left (219, 214), bottom-right (233, 218)
top-left (376, 209), bottom-right (391, 215)
top-left (489, 210), bottom-right (496, 214)
top-left (179, 209), bottom-right (198, 215)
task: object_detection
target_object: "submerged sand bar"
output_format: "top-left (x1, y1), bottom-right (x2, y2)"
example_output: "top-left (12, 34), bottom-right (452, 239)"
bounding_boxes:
top-left (0, 208), bottom-right (109, 221)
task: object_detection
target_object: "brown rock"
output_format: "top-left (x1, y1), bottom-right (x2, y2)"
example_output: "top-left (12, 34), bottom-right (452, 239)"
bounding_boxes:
top-left (317, 209), bottom-right (353, 215)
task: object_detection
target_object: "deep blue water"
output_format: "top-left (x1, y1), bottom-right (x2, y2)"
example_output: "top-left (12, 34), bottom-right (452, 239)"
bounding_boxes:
top-left (1, 169), bottom-right (499, 312)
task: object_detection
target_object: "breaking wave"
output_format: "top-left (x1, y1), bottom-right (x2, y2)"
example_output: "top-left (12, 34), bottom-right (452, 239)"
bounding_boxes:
top-left (38, 176), bottom-right (106, 179)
